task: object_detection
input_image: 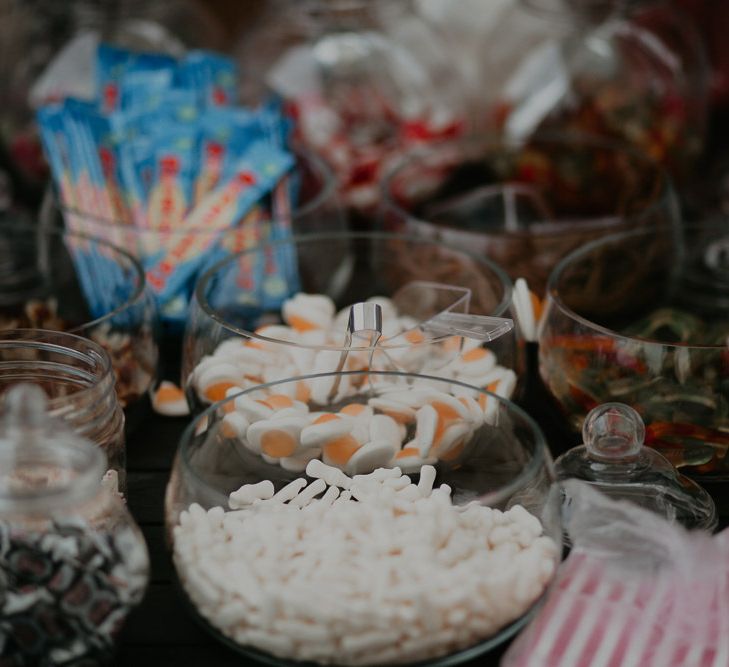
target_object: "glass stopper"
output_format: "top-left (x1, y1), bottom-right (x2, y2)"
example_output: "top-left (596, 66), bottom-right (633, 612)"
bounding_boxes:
top-left (582, 402), bottom-right (645, 461)
top-left (3, 384), bottom-right (49, 431)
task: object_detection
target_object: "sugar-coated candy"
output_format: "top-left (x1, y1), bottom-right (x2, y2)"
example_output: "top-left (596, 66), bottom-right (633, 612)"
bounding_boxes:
top-left (174, 465), bottom-right (558, 666)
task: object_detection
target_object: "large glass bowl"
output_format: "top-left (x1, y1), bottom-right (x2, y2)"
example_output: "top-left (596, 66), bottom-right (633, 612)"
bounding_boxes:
top-left (539, 222), bottom-right (729, 479)
top-left (182, 232), bottom-right (519, 414)
top-left (45, 149), bottom-right (342, 332)
top-left (380, 133), bottom-right (679, 294)
top-left (165, 370), bottom-right (562, 666)
top-left (0, 221), bottom-right (158, 420)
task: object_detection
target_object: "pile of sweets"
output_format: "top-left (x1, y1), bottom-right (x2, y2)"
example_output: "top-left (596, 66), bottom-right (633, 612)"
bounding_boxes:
top-left (192, 292), bottom-right (517, 405)
top-left (0, 470), bottom-right (148, 665)
top-left (173, 462), bottom-right (558, 665)
top-left (37, 46), bottom-right (297, 325)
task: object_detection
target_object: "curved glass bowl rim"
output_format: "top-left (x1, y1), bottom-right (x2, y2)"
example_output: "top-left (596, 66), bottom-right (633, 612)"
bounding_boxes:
top-left (380, 130), bottom-right (677, 238)
top-left (545, 222), bottom-right (729, 351)
top-left (178, 370), bottom-right (551, 511)
top-left (0, 327), bottom-right (117, 421)
top-left (173, 569), bottom-right (540, 667)
top-left (0, 221), bottom-right (149, 334)
top-left (193, 231), bottom-right (515, 353)
top-left (56, 148), bottom-right (337, 232)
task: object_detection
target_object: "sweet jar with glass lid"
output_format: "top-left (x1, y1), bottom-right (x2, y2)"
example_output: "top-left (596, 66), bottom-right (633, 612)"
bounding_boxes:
top-left (0, 384), bottom-right (149, 664)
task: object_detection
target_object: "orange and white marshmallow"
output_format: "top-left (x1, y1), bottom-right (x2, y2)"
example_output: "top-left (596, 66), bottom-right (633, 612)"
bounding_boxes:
top-left (192, 291), bottom-right (518, 410)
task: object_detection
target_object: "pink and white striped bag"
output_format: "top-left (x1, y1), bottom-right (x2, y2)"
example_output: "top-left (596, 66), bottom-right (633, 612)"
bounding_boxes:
top-left (502, 481), bottom-right (729, 667)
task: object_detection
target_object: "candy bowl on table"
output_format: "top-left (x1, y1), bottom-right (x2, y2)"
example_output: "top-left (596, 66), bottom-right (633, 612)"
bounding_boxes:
top-left (182, 232), bottom-right (521, 416)
top-left (380, 132), bottom-right (679, 295)
top-left (539, 222), bottom-right (729, 479)
top-left (49, 148), bottom-right (343, 335)
top-left (165, 370), bottom-right (562, 666)
top-left (0, 221), bottom-right (158, 428)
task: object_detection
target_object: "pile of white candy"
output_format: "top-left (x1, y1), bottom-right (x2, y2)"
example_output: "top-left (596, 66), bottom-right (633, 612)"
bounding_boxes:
top-left (191, 292), bottom-right (517, 406)
top-left (173, 462), bottom-right (558, 666)
top-left (219, 381), bottom-right (506, 475)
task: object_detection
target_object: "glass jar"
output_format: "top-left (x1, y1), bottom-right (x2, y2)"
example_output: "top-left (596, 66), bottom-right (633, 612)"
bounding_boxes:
top-left (166, 370), bottom-right (561, 665)
top-left (539, 222), bottom-right (729, 480)
top-left (0, 383), bottom-right (148, 664)
top-left (235, 0), bottom-right (468, 220)
top-left (484, 0), bottom-right (709, 184)
top-left (381, 132), bottom-right (678, 294)
top-left (0, 329), bottom-right (126, 490)
top-left (182, 232), bottom-right (519, 415)
top-left (555, 402), bottom-right (716, 533)
top-left (0, 221), bottom-right (159, 419)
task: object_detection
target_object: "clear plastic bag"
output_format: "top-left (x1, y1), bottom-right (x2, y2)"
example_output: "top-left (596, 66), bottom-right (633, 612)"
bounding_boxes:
top-left (502, 480), bottom-right (728, 667)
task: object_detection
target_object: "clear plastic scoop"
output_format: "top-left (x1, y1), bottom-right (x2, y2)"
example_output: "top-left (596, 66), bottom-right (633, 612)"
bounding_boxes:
top-left (390, 280), bottom-right (514, 343)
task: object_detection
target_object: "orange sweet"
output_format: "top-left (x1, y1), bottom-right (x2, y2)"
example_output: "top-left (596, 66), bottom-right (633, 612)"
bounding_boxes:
top-left (204, 381), bottom-right (238, 403)
top-left (260, 430), bottom-right (298, 458)
top-left (323, 435), bottom-right (360, 465)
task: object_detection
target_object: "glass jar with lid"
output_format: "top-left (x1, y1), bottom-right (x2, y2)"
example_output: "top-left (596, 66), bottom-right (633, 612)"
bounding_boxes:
top-left (0, 383), bottom-right (148, 664)
top-left (483, 0), bottom-right (709, 183)
top-left (235, 0), bottom-right (468, 219)
top-left (0, 329), bottom-right (126, 490)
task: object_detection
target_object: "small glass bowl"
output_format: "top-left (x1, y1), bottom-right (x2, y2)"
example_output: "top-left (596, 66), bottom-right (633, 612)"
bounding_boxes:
top-left (0, 222), bottom-right (158, 417)
top-left (380, 133), bottom-right (679, 294)
top-left (49, 149), bottom-right (343, 332)
top-left (165, 370), bottom-right (562, 666)
top-left (539, 222), bottom-right (729, 479)
top-left (182, 232), bottom-right (519, 414)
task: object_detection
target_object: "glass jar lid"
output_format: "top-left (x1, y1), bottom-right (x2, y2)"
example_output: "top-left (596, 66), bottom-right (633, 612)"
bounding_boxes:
top-left (0, 383), bottom-right (106, 512)
top-left (555, 402), bottom-right (717, 531)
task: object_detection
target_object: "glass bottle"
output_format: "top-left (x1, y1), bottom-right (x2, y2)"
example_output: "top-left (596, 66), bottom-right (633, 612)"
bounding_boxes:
top-left (0, 383), bottom-right (148, 664)
top-left (0, 329), bottom-right (127, 491)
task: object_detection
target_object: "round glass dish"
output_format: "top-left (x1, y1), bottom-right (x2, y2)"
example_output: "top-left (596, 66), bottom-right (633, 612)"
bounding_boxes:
top-left (182, 232), bottom-right (519, 414)
top-left (380, 133), bottom-right (679, 294)
top-left (165, 370), bottom-right (562, 666)
top-left (46, 149), bottom-right (342, 332)
top-left (0, 221), bottom-right (158, 419)
top-left (539, 222), bottom-right (729, 479)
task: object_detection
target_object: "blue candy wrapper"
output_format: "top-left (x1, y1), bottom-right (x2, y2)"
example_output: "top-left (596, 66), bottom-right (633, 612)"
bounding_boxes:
top-left (178, 50), bottom-right (237, 107)
top-left (145, 141), bottom-right (294, 302)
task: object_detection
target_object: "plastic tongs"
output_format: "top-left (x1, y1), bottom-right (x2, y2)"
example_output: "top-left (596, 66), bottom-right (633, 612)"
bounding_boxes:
top-left (326, 281), bottom-right (514, 400)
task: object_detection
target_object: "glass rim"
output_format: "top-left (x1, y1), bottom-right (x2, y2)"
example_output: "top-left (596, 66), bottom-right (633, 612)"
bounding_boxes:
top-left (0, 328), bottom-right (116, 409)
top-left (179, 370), bottom-right (550, 509)
top-left (0, 220), bottom-right (150, 333)
top-left (546, 222), bottom-right (729, 350)
top-left (55, 147), bottom-right (337, 232)
top-left (193, 231), bottom-right (514, 353)
top-left (380, 130), bottom-right (677, 237)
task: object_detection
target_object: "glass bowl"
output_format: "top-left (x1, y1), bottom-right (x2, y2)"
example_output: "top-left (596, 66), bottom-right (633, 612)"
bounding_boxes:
top-left (539, 222), bottom-right (729, 479)
top-left (380, 133), bottom-right (679, 294)
top-left (182, 232), bottom-right (519, 414)
top-left (46, 149), bottom-right (343, 332)
top-left (165, 370), bottom-right (562, 666)
top-left (0, 221), bottom-right (158, 419)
